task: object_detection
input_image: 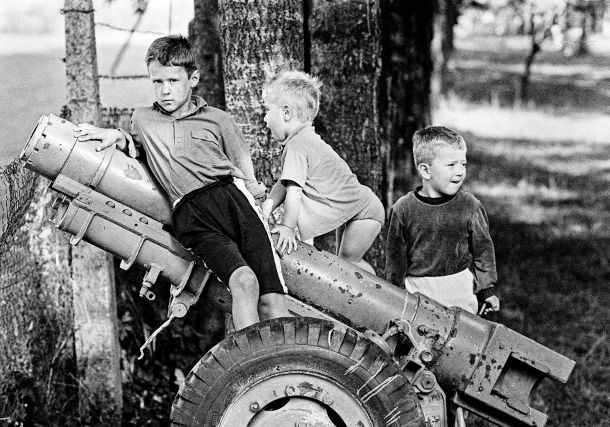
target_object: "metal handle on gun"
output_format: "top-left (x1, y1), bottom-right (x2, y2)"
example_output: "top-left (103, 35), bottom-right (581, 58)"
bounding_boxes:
top-left (478, 301), bottom-right (490, 316)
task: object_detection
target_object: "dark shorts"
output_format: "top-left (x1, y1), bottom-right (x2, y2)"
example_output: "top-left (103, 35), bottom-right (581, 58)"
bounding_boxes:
top-left (172, 177), bottom-right (286, 295)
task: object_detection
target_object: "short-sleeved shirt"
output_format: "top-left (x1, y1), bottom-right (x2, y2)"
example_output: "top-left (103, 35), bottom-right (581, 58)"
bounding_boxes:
top-left (280, 125), bottom-right (376, 240)
top-left (123, 96), bottom-right (266, 206)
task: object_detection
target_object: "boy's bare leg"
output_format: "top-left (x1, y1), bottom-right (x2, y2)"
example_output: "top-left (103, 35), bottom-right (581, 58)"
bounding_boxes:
top-left (258, 292), bottom-right (292, 320)
top-left (337, 219), bottom-right (381, 275)
top-left (228, 266), bottom-right (260, 330)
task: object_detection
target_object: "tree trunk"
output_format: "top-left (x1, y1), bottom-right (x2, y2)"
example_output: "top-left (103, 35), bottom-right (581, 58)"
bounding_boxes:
top-left (380, 0), bottom-right (434, 207)
top-left (189, 0), bottom-right (226, 109)
top-left (431, 0), bottom-right (458, 105)
top-left (218, 0), bottom-right (304, 188)
top-left (309, 0), bottom-right (383, 271)
top-left (64, 0), bottom-right (122, 424)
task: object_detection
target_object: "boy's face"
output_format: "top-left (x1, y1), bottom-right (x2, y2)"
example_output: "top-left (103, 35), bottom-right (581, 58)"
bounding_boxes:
top-left (148, 60), bottom-right (199, 117)
top-left (420, 145), bottom-right (467, 197)
top-left (263, 102), bottom-right (289, 142)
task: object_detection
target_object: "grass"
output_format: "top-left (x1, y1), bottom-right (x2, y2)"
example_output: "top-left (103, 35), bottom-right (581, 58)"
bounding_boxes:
top-left (434, 33), bottom-right (610, 426)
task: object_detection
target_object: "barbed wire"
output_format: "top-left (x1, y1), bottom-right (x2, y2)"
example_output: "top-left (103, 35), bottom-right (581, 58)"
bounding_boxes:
top-left (96, 22), bottom-right (166, 36)
top-left (99, 74), bottom-right (149, 80)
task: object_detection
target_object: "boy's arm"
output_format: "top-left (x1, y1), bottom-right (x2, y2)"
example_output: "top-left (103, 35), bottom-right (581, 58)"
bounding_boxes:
top-left (74, 121), bottom-right (141, 159)
top-left (385, 204), bottom-right (408, 288)
top-left (262, 181), bottom-right (287, 219)
top-left (220, 115), bottom-right (266, 200)
top-left (469, 204), bottom-right (499, 310)
top-left (271, 181), bottom-right (302, 254)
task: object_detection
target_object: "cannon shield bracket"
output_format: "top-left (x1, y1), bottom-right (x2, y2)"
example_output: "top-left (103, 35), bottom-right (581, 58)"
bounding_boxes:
top-left (453, 324), bottom-right (575, 427)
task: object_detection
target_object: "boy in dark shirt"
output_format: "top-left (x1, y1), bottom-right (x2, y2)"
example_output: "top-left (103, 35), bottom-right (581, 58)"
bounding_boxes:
top-left (74, 35), bottom-right (290, 330)
top-left (385, 126), bottom-right (499, 315)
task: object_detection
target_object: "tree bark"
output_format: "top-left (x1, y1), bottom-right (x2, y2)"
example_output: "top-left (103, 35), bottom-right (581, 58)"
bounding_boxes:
top-left (309, 0), bottom-right (383, 270)
top-left (218, 0), bottom-right (304, 188)
top-left (381, 0), bottom-right (434, 209)
top-left (64, 0), bottom-right (122, 423)
top-left (189, 0), bottom-right (226, 109)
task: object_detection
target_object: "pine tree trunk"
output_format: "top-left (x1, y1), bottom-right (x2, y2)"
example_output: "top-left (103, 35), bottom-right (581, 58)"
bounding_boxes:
top-left (64, 0), bottom-right (122, 423)
top-left (309, 0), bottom-right (384, 271)
top-left (189, 0), bottom-right (225, 109)
top-left (218, 0), bottom-right (304, 187)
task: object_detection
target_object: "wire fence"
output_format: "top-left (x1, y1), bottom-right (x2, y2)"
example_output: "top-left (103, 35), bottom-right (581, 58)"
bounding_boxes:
top-left (0, 6), bottom-right (173, 420)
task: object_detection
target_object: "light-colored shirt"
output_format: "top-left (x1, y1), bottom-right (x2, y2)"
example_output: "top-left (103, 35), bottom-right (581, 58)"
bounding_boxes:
top-left (122, 96), bottom-right (265, 205)
top-left (280, 125), bottom-right (375, 240)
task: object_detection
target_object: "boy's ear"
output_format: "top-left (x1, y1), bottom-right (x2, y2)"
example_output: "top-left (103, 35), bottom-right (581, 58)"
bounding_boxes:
top-left (416, 163), bottom-right (431, 180)
top-left (283, 105), bottom-right (292, 122)
top-left (189, 70), bottom-right (200, 88)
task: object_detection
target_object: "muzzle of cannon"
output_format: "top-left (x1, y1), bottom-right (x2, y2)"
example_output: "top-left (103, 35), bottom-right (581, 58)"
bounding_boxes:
top-left (21, 114), bottom-right (575, 427)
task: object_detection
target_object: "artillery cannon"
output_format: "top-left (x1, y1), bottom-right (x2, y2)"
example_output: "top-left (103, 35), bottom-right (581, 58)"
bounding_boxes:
top-left (21, 114), bottom-right (575, 427)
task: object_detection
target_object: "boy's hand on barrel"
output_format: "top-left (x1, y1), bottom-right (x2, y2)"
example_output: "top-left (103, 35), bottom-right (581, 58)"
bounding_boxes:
top-left (74, 124), bottom-right (126, 152)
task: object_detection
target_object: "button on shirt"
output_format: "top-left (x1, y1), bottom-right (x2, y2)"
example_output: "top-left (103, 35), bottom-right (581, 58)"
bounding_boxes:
top-left (121, 96), bottom-right (265, 206)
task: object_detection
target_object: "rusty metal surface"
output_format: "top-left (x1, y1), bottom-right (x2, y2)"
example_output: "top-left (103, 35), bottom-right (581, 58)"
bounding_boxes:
top-left (20, 114), bottom-right (576, 427)
top-left (50, 175), bottom-right (208, 317)
top-left (21, 114), bottom-right (173, 224)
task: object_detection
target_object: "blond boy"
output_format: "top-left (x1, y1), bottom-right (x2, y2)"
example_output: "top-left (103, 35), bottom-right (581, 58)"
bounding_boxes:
top-left (385, 126), bottom-right (499, 314)
top-left (261, 71), bottom-right (384, 274)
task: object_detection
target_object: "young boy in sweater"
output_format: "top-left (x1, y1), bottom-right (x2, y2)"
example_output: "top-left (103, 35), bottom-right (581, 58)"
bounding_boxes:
top-left (385, 126), bottom-right (499, 315)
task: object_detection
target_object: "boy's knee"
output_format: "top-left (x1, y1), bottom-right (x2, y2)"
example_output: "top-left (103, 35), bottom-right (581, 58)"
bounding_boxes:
top-left (229, 266), bottom-right (259, 297)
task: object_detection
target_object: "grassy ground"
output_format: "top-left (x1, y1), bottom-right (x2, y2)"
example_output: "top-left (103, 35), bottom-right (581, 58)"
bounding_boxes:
top-left (435, 33), bottom-right (610, 426)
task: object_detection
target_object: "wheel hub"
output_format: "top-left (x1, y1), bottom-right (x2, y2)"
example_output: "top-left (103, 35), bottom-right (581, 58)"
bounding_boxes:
top-left (218, 372), bottom-right (372, 427)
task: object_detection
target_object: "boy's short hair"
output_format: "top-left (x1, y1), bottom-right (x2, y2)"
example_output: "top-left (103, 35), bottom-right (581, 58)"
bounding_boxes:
top-left (412, 126), bottom-right (466, 165)
top-left (145, 35), bottom-right (197, 76)
top-left (262, 71), bottom-right (322, 122)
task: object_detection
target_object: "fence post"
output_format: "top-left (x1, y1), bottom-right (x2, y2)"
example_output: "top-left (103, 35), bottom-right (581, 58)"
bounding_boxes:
top-left (63, 0), bottom-right (122, 423)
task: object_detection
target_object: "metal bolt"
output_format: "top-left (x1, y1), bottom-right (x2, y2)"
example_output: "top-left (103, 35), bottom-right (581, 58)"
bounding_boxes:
top-left (419, 371), bottom-right (436, 391)
top-left (420, 350), bottom-right (433, 363)
top-left (249, 401), bottom-right (260, 413)
top-left (286, 385), bottom-right (298, 396)
top-left (322, 394), bottom-right (334, 405)
top-left (478, 386), bottom-right (484, 392)
top-left (417, 325), bottom-right (429, 335)
top-left (499, 344), bottom-right (505, 350)
top-left (296, 421), bottom-right (311, 427)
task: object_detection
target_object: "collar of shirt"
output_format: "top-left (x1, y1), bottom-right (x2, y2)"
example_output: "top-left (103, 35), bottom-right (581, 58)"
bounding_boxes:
top-left (414, 185), bottom-right (458, 205)
top-left (282, 123), bottom-right (313, 146)
top-left (152, 95), bottom-right (208, 119)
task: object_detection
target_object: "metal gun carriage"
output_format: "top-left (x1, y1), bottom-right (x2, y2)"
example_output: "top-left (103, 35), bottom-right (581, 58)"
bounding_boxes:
top-left (21, 114), bottom-right (575, 426)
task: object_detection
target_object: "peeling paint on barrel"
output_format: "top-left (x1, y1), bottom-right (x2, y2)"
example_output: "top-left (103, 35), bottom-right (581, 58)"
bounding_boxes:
top-left (124, 164), bottom-right (142, 180)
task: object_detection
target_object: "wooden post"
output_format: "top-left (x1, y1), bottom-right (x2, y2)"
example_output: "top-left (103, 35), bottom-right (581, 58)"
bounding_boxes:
top-left (63, 0), bottom-right (122, 424)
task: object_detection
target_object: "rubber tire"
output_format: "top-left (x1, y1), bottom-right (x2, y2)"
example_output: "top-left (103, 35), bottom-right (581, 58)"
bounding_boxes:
top-left (170, 317), bottom-right (425, 426)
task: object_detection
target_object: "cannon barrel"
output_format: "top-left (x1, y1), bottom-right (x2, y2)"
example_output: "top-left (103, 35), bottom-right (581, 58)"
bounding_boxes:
top-left (21, 114), bottom-right (173, 224)
top-left (21, 115), bottom-right (575, 426)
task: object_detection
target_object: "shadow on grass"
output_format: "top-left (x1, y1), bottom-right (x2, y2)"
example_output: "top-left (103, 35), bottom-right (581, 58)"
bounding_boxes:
top-left (449, 38), bottom-right (610, 113)
top-left (461, 134), bottom-right (610, 426)
top-left (449, 68), bottom-right (610, 113)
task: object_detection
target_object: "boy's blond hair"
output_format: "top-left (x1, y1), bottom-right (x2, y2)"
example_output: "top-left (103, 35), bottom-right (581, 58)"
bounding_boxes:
top-left (262, 71), bottom-right (322, 122)
top-left (412, 126), bottom-right (466, 166)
